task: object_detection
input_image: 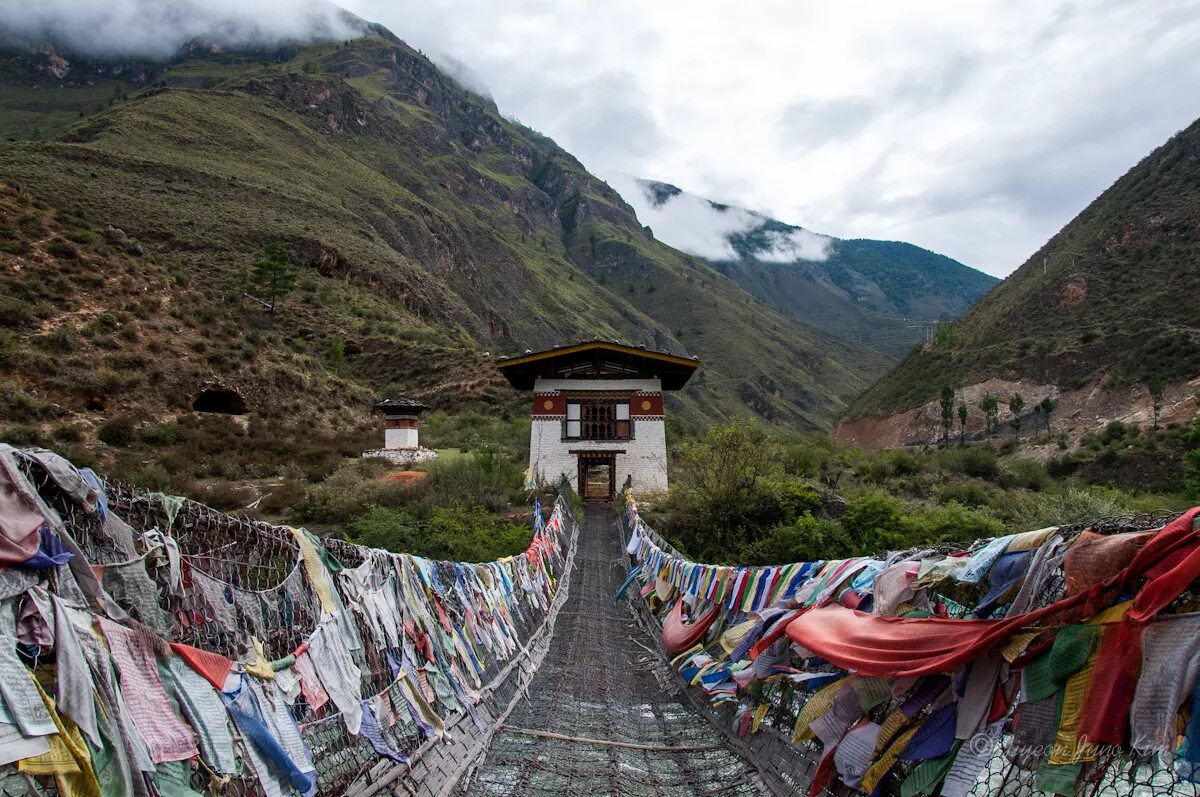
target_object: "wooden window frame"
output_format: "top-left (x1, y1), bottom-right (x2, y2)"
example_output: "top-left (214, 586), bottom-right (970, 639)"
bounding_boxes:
top-left (562, 400), bottom-right (633, 441)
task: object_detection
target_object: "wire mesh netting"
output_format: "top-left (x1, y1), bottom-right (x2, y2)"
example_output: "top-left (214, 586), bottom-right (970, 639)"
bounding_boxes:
top-left (461, 505), bottom-right (768, 796)
top-left (626, 504), bottom-right (1200, 797)
top-left (0, 447), bottom-right (577, 797)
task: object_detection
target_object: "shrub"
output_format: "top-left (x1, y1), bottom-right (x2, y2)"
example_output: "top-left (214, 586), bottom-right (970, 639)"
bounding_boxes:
top-left (998, 459), bottom-right (1051, 491)
top-left (0, 381), bottom-right (56, 423)
top-left (1184, 450), bottom-right (1200, 500)
top-left (203, 481), bottom-right (256, 511)
top-left (1, 424), bottom-right (43, 446)
top-left (935, 481), bottom-right (995, 509)
top-left (903, 503), bottom-right (1005, 547)
top-left (52, 423), bottom-right (83, 443)
top-left (45, 239), bottom-right (77, 259)
top-left (139, 422), bottom-right (181, 446)
top-left (0, 298), bottom-right (34, 330)
top-left (35, 327), bottom-right (77, 353)
top-left (294, 459), bottom-right (410, 524)
top-left (763, 478), bottom-right (822, 523)
top-left (740, 514), bottom-right (852, 565)
top-left (425, 447), bottom-right (523, 512)
top-left (127, 463), bottom-right (171, 491)
top-left (938, 446), bottom-right (1001, 481)
top-left (841, 492), bottom-right (906, 551)
top-left (97, 416), bottom-right (136, 447)
top-left (994, 487), bottom-right (1132, 530)
top-left (351, 505), bottom-right (530, 561)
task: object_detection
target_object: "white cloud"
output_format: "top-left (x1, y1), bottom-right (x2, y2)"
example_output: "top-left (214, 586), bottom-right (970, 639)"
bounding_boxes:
top-left (9, 0), bottom-right (1197, 276)
top-left (754, 229), bottom-right (832, 264)
top-left (1, 0), bottom-right (361, 59)
top-left (607, 174), bottom-right (831, 263)
top-left (343, 0), bottom-right (1200, 277)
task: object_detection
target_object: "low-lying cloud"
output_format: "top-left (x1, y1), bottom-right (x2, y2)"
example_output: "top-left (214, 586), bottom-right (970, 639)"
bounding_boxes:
top-left (609, 174), bottom-right (832, 263)
top-left (0, 0), bottom-right (363, 59)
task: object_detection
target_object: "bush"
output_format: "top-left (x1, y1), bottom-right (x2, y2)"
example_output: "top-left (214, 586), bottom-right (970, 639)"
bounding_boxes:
top-left (52, 423), bottom-right (83, 443)
top-left (1184, 449), bottom-right (1200, 500)
top-left (45, 239), bottom-right (77, 259)
top-left (938, 446), bottom-right (1001, 481)
top-left (425, 447), bottom-right (523, 512)
top-left (763, 478), bottom-right (822, 523)
top-left (741, 514), bottom-right (852, 565)
top-left (98, 416), bottom-right (136, 447)
top-left (1, 424), bottom-right (43, 446)
top-left (841, 492), bottom-right (906, 551)
top-left (352, 505), bottom-right (531, 561)
top-left (128, 463), bottom-right (171, 491)
top-left (903, 503), bottom-right (1005, 547)
top-left (998, 459), bottom-right (1051, 491)
top-left (139, 422), bottom-right (181, 446)
top-left (935, 481), bottom-right (995, 509)
top-left (0, 380), bottom-right (57, 422)
top-left (294, 459), bottom-right (410, 524)
top-left (993, 487), bottom-right (1132, 530)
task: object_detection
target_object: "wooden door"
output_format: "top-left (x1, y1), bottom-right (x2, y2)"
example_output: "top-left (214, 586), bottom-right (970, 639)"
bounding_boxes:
top-left (579, 457), bottom-right (616, 501)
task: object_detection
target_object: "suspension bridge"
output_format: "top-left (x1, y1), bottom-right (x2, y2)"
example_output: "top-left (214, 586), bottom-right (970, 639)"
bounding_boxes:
top-left (2, 444), bottom-right (1200, 797)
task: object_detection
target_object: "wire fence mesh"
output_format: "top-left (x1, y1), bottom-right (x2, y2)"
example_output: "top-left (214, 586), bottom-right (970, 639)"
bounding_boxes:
top-left (1, 448), bottom-right (578, 797)
top-left (623, 504), bottom-right (1200, 797)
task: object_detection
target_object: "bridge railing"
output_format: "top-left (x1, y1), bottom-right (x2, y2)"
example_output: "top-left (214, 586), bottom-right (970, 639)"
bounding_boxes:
top-left (620, 490), bottom-right (1200, 797)
top-left (0, 444), bottom-right (578, 797)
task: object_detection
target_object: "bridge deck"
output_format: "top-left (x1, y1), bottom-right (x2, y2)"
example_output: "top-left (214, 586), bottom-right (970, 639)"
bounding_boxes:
top-left (461, 504), bottom-right (766, 796)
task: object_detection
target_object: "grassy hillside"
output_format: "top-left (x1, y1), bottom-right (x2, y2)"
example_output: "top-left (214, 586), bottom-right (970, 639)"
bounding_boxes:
top-left (848, 116), bottom-right (1200, 418)
top-left (0, 24), bottom-right (893, 477)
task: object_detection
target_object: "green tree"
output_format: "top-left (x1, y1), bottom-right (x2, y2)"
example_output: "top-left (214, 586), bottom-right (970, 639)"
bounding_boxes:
top-left (245, 242), bottom-right (297, 314)
top-left (958, 401), bottom-right (968, 445)
top-left (1009, 393), bottom-right (1026, 441)
top-left (1148, 378), bottom-right (1166, 429)
top-left (1039, 397), bottom-right (1058, 435)
top-left (939, 385), bottom-right (956, 446)
top-left (669, 421), bottom-right (782, 557)
top-left (980, 394), bottom-right (1000, 437)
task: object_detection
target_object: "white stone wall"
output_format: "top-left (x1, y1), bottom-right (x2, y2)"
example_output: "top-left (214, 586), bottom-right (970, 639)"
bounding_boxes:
top-left (529, 418), bottom-right (669, 495)
top-left (533, 377), bottom-right (662, 393)
top-left (384, 427), bottom-right (419, 450)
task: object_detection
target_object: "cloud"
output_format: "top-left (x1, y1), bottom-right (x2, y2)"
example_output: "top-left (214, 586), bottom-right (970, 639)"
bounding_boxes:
top-left (0, 0), bottom-right (362, 59)
top-left (8, 0), bottom-right (1196, 277)
top-left (753, 229), bottom-right (833, 263)
top-left (339, 0), bottom-right (1200, 278)
top-left (608, 174), bottom-right (831, 263)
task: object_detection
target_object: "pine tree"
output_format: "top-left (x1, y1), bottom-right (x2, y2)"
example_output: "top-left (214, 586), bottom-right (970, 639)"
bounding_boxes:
top-left (1039, 397), bottom-right (1058, 435)
top-left (245, 242), bottom-right (297, 314)
top-left (979, 394), bottom-right (1000, 437)
top-left (940, 385), bottom-right (956, 446)
top-left (958, 402), bottom-right (968, 445)
top-left (1148, 378), bottom-right (1166, 429)
top-left (1009, 394), bottom-right (1025, 441)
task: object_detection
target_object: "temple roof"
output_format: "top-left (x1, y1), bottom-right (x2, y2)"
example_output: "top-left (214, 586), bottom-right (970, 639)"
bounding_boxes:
top-left (373, 395), bottom-right (429, 414)
top-left (496, 341), bottom-right (700, 391)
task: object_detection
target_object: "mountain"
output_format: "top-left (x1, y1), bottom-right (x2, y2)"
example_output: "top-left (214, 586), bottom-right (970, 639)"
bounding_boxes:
top-left (838, 117), bottom-right (1200, 448)
top-left (611, 177), bottom-right (998, 358)
top-left (0, 22), bottom-right (894, 458)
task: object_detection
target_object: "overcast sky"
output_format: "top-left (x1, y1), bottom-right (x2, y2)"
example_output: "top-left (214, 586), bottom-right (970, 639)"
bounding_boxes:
top-left (342, 0), bottom-right (1200, 276)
